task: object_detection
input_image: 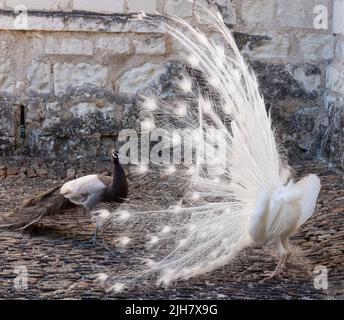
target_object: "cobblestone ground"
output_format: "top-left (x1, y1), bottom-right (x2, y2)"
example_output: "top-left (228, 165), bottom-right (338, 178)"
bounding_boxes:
top-left (0, 160), bottom-right (343, 299)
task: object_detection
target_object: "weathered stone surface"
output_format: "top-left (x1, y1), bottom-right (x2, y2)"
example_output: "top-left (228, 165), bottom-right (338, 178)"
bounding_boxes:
top-left (133, 37), bottom-right (166, 55)
top-left (19, 166), bottom-right (27, 174)
top-left (26, 101), bottom-right (47, 124)
top-left (326, 64), bottom-right (344, 95)
top-left (27, 62), bottom-right (52, 94)
top-left (128, 0), bottom-right (157, 13)
top-left (297, 33), bottom-right (334, 61)
top-left (0, 2), bottom-right (340, 172)
top-left (164, 0), bottom-right (193, 18)
top-left (6, 0), bottom-right (68, 11)
top-left (276, 0), bottom-right (330, 29)
top-left (322, 98), bottom-right (344, 169)
top-left (287, 64), bottom-right (321, 93)
top-left (0, 12), bottom-right (164, 33)
top-left (241, 0), bottom-right (274, 29)
top-left (53, 63), bottom-right (108, 96)
top-left (66, 168), bottom-right (75, 180)
top-left (0, 102), bottom-right (15, 139)
top-left (45, 38), bottom-right (93, 55)
top-left (27, 168), bottom-right (37, 178)
top-left (70, 103), bottom-right (114, 119)
top-left (335, 36), bottom-right (344, 57)
top-left (118, 62), bottom-right (164, 95)
top-left (36, 168), bottom-right (48, 177)
top-left (42, 102), bottom-right (62, 128)
top-left (241, 34), bottom-right (289, 60)
top-left (0, 57), bottom-right (15, 93)
top-left (7, 167), bottom-right (19, 176)
top-left (73, 0), bottom-right (124, 13)
top-left (94, 37), bottom-right (130, 54)
top-left (333, 0), bottom-right (344, 34)
top-left (212, 0), bottom-right (236, 25)
top-left (250, 61), bottom-right (323, 160)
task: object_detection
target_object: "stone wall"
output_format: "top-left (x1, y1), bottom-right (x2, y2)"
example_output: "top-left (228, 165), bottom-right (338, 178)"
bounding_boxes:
top-left (322, 0), bottom-right (344, 169)
top-left (0, 0), bottom-right (341, 168)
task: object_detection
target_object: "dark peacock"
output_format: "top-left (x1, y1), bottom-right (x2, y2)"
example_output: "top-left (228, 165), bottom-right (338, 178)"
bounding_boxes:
top-left (0, 150), bottom-right (128, 242)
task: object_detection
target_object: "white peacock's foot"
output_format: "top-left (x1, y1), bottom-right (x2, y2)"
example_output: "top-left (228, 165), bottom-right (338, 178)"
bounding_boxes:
top-left (92, 233), bottom-right (100, 246)
top-left (92, 228), bottom-right (113, 252)
top-left (260, 268), bottom-right (287, 283)
top-left (281, 254), bottom-right (291, 269)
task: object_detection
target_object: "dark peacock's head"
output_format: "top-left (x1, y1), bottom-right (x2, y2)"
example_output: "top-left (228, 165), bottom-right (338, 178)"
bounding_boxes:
top-left (111, 149), bottom-right (119, 163)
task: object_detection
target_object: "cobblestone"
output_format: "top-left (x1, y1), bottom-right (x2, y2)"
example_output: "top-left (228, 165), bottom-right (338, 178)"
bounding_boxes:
top-left (0, 160), bottom-right (343, 299)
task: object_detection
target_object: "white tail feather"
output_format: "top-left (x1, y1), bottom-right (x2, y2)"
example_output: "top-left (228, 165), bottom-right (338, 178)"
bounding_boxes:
top-left (91, 7), bottom-right (320, 290)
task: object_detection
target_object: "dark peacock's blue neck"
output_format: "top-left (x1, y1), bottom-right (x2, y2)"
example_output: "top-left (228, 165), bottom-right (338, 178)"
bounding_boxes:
top-left (103, 161), bottom-right (128, 203)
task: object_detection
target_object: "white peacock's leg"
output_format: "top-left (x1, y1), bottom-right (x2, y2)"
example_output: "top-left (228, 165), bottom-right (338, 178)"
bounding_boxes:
top-left (92, 226), bottom-right (100, 245)
top-left (261, 239), bottom-right (287, 281)
top-left (90, 208), bottom-right (101, 246)
top-left (280, 238), bottom-right (291, 269)
top-left (270, 256), bottom-right (285, 277)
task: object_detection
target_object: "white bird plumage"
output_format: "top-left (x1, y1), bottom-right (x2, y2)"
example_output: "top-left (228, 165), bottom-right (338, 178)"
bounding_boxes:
top-left (93, 7), bottom-right (321, 290)
top-left (60, 175), bottom-right (108, 210)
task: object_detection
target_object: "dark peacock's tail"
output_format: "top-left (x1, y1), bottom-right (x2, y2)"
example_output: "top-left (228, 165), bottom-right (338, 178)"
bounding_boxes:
top-left (0, 185), bottom-right (77, 231)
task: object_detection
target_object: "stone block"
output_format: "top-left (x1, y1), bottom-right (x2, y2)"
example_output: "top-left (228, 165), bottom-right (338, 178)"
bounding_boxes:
top-left (297, 33), bottom-right (334, 61)
top-left (53, 63), bottom-right (108, 96)
top-left (0, 57), bottom-right (15, 93)
top-left (327, 65), bottom-right (344, 95)
top-left (6, 0), bottom-right (68, 10)
top-left (70, 102), bottom-right (114, 118)
top-left (42, 102), bottom-right (62, 128)
top-left (333, 0), bottom-right (344, 34)
top-left (287, 64), bottom-right (321, 93)
top-left (45, 37), bottom-right (93, 55)
top-left (241, 34), bottom-right (290, 60)
top-left (28, 62), bottom-right (52, 94)
top-left (73, 0), bottom-right (124, 13)
top-left (118, 62), bottom-right (164, 95)
top-left (164, 0), bottom-right (193, 18)
top-left (133, 37), bottom-right (166, 55)
top-left (128, 0), bottom-right (157, 13)
top-left (241, 0), bottom-right (274, 29)
top-left (94, 37), bottom-right (130, 54)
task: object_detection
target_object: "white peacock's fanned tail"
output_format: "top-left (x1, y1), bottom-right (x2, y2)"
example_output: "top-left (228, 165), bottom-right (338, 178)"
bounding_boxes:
top-left (92, 7), bottom-right (289, 291)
